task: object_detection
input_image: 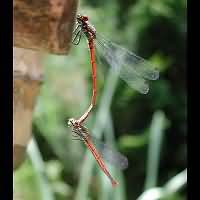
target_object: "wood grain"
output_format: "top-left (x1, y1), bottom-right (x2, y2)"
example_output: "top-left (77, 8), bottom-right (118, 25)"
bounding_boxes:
top-left (14, 0), bottom-right (78, 54)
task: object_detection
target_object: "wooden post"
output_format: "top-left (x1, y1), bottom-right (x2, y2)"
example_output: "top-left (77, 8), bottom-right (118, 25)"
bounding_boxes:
top-left (14, 0), bottom-right (78, 54)
top-left (13, 0), bottom-right (78, 169)
top-left (13, 47), bottom-right (44, 170)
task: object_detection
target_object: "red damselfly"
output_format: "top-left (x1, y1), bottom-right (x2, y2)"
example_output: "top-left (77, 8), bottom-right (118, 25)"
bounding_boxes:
top-left (68, 118), bottom-right (128, 188)
top-left (72, 14), bottom-right (159, 126)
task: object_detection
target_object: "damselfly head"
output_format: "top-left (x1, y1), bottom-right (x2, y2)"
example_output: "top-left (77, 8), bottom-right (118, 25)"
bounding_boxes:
top-left (77, 14), bottom-right (88, 23)
top-left (67, 118), bottom-right (75, 127)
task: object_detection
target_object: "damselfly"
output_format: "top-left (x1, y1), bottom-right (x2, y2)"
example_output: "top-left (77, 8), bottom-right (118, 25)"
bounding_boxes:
top-left (72, 14), bottom-right (159, 125)
top-left (68, 118), bottom-right (128, 187)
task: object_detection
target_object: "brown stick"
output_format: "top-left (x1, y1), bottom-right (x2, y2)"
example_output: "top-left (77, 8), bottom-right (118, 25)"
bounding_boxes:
top-left (14, 0), bottom-right (78, 54)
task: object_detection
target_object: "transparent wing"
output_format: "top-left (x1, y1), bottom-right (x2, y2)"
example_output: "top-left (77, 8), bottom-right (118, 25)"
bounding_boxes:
top-left (96, 34), bottom-right (159, 94)
top-left (91, 136), bottom-right (128, 170)
top-left (70, 123), bottom-right (128, 170)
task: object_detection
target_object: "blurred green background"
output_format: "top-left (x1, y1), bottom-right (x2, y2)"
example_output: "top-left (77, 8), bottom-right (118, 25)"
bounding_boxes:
top-left (14, 0), bottom-right (187, 199)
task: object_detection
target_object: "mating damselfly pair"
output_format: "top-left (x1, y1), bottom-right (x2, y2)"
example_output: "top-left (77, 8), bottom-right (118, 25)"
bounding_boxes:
top-left (68, 14), bottom-right (159, 187)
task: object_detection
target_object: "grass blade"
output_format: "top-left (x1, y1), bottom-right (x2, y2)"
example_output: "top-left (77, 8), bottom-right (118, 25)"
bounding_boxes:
top-left (27, 137), bottom-right (55, 200)
top-left (144, 111), bottom-right (168, 190)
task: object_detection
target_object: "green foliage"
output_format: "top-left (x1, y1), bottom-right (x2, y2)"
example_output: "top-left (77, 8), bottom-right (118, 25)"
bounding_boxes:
top-left (14, 0), bottom-right (186, 199)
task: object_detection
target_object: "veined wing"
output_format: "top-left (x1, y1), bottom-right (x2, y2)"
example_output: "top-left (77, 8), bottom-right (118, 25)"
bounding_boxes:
top-left (90, 136), bottom-right (128, 170)
top-left (96, 34), bottom-right (159, 94)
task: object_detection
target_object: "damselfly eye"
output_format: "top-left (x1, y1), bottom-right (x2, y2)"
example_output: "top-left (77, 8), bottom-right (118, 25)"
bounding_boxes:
top-left (68, 118), bottom-right (75, 127)
top-left (82, 15), bottom-right (88, 21)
